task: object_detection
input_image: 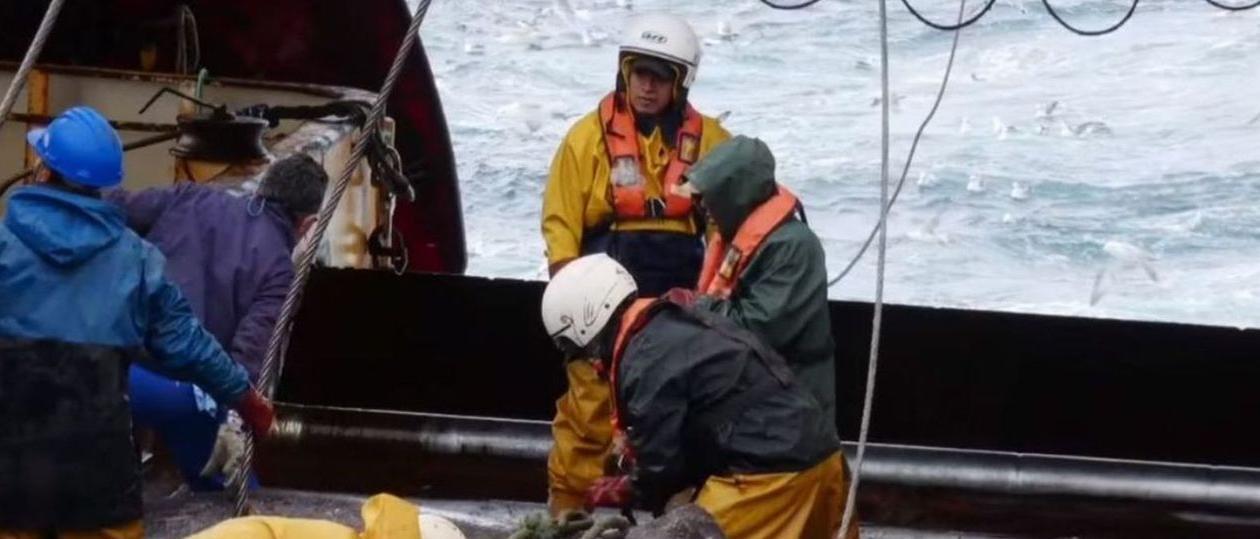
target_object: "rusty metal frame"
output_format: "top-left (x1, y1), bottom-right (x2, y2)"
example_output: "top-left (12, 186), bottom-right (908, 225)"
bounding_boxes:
top-left (1, 62), bottom-right (390, 252)
top-left (8, 112), bottom-right (177, 133)
top-left (22, 68), bottom-right (48, 168)
top-left (0, 61), bottom-right (377, 102)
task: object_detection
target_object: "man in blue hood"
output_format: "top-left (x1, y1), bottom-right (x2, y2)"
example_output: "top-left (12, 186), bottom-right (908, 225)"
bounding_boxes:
top-left (0, 106), bottom-right (275, 539)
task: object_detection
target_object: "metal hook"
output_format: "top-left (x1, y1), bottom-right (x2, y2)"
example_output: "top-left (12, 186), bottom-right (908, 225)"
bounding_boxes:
top-left (385, 195), bottom-right (397, 249)
top-left (138, 86), bottom-right (229, 118)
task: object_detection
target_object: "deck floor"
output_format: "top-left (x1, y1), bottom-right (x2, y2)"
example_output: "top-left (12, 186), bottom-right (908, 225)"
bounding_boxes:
top-left (144, 487), bottom-right (1019, 539)
top-left (144, 488), bottom-right (514, 539)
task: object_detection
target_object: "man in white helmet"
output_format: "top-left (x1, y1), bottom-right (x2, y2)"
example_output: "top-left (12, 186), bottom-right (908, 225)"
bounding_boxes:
top-left (539, 13), bottom-right (732, 515)
top-left (541, 255), bottom-right (857, 539)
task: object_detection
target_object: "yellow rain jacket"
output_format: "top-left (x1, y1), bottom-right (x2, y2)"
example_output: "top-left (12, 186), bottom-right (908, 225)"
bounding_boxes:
top-left (186, 494), bottom-right (421, 539)
top-left (541, 109), bottom-right (730, 267)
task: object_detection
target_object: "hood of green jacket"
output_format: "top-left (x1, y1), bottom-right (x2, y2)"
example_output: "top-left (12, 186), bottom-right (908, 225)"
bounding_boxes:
top-left (684, 135), bottom-right (777, 241)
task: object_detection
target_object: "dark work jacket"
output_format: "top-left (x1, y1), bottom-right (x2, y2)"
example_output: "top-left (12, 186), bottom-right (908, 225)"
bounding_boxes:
top-left (615, 300), bottom-right (839, 513)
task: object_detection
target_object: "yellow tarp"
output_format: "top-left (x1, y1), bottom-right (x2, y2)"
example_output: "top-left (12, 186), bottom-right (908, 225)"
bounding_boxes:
top-left (186, 493), bottom-right (421, 539)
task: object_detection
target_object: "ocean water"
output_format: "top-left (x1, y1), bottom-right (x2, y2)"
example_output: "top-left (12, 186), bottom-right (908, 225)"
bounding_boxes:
top-left (415, 0), bottom-right (1260, 328)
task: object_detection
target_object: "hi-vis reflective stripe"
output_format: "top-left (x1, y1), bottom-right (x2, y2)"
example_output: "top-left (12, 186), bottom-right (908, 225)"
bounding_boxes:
top-left (697, 186), bottom-right (800, 299)
top-left (598, 92), bottom-right (703, 220)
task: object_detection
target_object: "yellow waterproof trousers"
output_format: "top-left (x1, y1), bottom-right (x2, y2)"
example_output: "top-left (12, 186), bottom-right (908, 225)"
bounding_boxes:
top-left (695, 451), bottom-right (859, 539)
top-left (0, 520), bottom-right (143, 539)
top-left (548, 360), bottom-right (614, 515)
top-left (186, 493), bottom-right (420, 539)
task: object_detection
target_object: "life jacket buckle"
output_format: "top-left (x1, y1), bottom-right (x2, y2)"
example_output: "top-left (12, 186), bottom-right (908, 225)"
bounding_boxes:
top-left (646, 197), bottom-right (667, 218)
top-left (718, 248), bottom-right (742, 280)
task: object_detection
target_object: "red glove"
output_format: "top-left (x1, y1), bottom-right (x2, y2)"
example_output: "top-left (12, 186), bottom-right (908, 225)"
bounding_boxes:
top-left (661, 287), bottom-right (697, 307)
top-left (234, 388), bottom-right (276, 438)
top-left (585, 475), bottom-right (633, 511)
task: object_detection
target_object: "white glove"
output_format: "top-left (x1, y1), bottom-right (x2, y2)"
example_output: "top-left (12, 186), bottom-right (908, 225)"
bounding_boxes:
top-left (200, 410), bottom-right (248, 488)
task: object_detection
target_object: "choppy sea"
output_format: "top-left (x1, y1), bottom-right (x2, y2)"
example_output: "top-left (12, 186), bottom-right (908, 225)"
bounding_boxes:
top-left (415, 0), bottom-right (1260, 328)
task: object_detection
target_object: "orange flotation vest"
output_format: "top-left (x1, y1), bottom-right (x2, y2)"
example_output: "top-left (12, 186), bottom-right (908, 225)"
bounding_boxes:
top-left (696, 186), bottom-right (801, 299)
top-left (606, 297), bottom-right (658, 466)
top-left (598, 92), bottom-right (704, 220)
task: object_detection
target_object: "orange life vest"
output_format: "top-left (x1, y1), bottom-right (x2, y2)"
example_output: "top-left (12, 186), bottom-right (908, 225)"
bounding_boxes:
top-left (605, 297), bottom-right (657, 465)
top-left (598, 92), bottom-right (704, 220)
top-left (696, 186), bottom-right (801, 299)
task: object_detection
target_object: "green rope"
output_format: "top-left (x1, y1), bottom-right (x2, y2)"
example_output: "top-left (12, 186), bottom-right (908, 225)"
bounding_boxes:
top-left (508, 511), bottom-right (630, 539)
top-left (195, 68), bottom-right (210, 100)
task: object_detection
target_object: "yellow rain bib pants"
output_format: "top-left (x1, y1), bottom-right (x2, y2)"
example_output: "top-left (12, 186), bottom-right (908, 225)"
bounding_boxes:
top-left (695, 451), bottom-right (859, 539)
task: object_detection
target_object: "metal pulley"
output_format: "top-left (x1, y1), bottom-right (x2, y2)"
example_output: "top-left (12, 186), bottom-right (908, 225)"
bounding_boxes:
top-left (139, 86), bottom-right (270, 163)
top-left (170, 113), bottom-right (269, 162)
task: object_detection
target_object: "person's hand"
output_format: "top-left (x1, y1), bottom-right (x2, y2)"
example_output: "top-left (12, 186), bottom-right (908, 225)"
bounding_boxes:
top-left (585, 475), bottom-right (633, 511)
top-left (199, 411), bottom-right (248, 488)
top-left (604, 431), bottom-right (635, 475)
top-left (234, 388), bottom-right (276, 437)
top-left (661, 287), bottom-right (697, 307)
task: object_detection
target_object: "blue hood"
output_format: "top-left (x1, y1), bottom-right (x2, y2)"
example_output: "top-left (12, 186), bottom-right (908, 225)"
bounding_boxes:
top-left (4, 185), bottom-right (125, 267)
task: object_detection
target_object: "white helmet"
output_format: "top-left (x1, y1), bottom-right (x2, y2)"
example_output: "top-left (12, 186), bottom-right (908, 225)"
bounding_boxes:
top-left (619, 13), bottom-right (701, 88)
top-left (418, 514), bottom-right (467, 539)
top-left (541, 254), bottom-right (638, 355)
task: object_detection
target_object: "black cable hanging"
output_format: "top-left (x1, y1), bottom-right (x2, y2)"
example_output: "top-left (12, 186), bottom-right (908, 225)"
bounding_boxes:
top-left (1204, 0), bottom-right (1260, 10)
top-left (1042, 0), bottom-right (1140, 36)
top-left (764, 0), bottom-right (1256, 26)
top-left (759, 0), bottom-right (825, 9)
top-left (900, 0), bottom-right (998, 30)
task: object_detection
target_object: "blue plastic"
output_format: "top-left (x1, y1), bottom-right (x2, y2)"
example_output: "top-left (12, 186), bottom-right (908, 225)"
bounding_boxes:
top-left (26, 106), bottom-right (124, 188)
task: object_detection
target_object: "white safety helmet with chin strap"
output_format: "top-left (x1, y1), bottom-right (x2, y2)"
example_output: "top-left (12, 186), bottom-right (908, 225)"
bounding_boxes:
top-left (541, 254), bottom-right (638, 357)
top-left (619, 13), bottom-right (701, 89)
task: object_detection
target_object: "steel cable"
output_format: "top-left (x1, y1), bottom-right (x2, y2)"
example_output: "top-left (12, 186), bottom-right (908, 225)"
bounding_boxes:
top-left (0, 0), bottom-right (67, 134)
top-left (828, 0), bottom-right (966, 288)
top-left (230, 0), bottom-right (434, 516)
